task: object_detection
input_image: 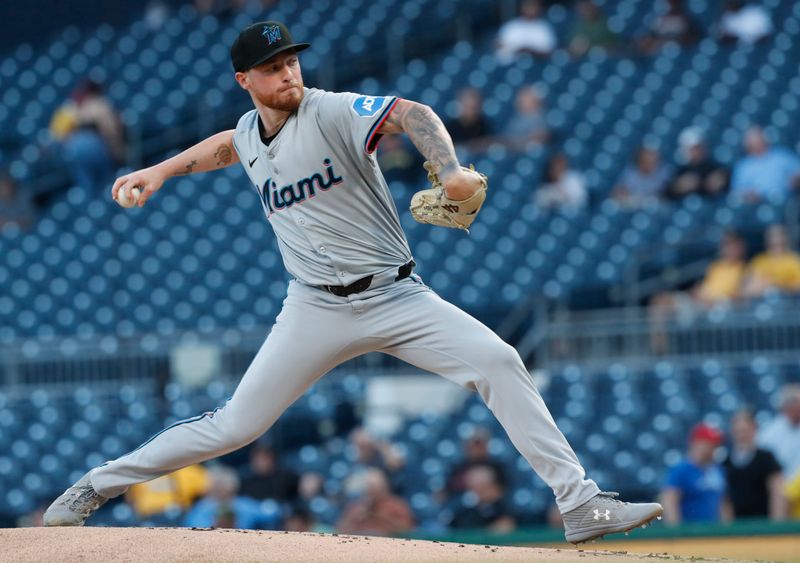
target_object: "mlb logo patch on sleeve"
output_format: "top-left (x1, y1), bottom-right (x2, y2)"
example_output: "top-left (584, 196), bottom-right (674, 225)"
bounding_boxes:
top-left (351, 96), bottom-right (387, 117)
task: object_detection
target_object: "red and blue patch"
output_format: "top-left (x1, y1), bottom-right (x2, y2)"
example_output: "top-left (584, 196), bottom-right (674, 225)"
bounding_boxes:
top-left (362, 96), bottom-right (399, 154)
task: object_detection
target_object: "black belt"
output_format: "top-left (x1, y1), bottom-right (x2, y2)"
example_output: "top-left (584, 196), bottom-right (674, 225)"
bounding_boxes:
top-left (322, 260), bottom-right (416, 297)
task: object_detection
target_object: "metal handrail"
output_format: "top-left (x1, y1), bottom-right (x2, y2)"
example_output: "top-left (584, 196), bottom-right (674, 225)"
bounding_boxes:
top-left (529, 299), bottom-right (800, 368)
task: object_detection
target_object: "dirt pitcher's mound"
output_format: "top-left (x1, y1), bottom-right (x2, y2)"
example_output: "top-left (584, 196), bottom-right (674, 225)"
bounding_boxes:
top-left (0, 527), bottom-right (753, 563)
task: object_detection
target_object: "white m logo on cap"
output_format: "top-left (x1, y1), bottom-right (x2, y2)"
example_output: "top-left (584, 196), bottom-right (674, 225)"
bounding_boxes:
top-left (262, 25), bottom-right (282, 45)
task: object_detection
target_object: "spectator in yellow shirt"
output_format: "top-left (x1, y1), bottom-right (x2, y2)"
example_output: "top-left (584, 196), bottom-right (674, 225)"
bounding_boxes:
top-left (786, 468), bottom-right (800, 519)
top-left (742, 224), bottom-right (800, 298)
top-left (126, 464), bottom-right (210, 518)
top-left (649, 232), bottom-right (746, 353)
top-left (693, 233), bottom-right (747, 305)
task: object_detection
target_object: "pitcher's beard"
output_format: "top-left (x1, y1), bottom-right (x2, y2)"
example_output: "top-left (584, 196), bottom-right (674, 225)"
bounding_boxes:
top-left (259, 85), bottom-right (304, 112)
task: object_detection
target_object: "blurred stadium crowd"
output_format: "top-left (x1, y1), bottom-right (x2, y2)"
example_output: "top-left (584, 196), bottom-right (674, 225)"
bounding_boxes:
top-left (2, 0), bottom-right (800, 538)
top-left (12, 390), bottom-right (800, 531)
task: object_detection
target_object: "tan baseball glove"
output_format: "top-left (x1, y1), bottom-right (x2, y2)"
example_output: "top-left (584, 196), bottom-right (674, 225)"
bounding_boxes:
top-left (409, 162), bottom-right (488, 232)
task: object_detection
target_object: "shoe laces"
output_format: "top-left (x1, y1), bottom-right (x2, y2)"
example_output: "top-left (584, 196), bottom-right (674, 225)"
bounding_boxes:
top-left (595, 491), bottom-right (625, 506)
top-left (67, 486), bottom-right (104, 514)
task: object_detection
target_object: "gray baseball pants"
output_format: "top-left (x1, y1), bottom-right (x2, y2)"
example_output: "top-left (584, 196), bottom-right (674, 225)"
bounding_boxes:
top-left (91, 270), bottom-right (600, 512)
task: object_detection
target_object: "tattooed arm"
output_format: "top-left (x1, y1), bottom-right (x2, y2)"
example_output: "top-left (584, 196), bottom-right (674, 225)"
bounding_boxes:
top-left (378, 100), bottom-right (481, 200)
top-left (111, 129), bottom-right (239, 207)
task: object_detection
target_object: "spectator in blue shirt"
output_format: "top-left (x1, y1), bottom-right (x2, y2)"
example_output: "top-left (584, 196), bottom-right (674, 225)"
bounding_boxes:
top-left (184, 465), bottom-right (281, 529)
top-left (731, 127), bottom-right (800, 202)
top-left (613, 146), bottom-right (672, 207)
top-left (661, 423), bottom-right (728, 524)
top-left (502, 85), bottom-right (551, 152)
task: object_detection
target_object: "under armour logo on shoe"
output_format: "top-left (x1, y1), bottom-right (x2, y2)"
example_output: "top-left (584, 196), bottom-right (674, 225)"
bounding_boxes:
top-left (593, 509), bottom-right (611, 521)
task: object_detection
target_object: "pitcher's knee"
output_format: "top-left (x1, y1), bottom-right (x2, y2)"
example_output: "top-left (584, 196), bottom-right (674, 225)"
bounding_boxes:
top-left (214, 411), bottom-right (268, 449)
top-left (220, 425), bottom-right (263, 450)
top-left (479, 341), bottom-right (525, 375)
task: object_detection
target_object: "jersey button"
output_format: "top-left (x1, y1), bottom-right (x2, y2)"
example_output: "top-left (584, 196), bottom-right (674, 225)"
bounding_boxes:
top-left (338, 271), bottom-right (346, 277)
top-left (319, 246), bottom-right (327, 254)
top-left (297, 217), bottom-right (306, 226)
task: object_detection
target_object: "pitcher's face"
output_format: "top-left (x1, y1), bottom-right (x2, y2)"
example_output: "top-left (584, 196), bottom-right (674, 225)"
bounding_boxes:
top-left (236, 50), bottom-right (304, 111)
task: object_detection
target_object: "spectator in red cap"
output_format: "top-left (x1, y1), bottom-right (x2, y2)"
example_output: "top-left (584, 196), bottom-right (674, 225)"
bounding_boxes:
top-left (660, 423), bottom-right (728, 524)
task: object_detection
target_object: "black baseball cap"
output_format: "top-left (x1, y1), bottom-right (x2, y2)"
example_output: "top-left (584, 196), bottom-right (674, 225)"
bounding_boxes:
top-left (230, 21), bottom-right (310, 73)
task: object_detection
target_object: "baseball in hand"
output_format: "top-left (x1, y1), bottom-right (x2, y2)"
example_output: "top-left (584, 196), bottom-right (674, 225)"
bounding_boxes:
top-left (116, 186), bottom-right (142, 208)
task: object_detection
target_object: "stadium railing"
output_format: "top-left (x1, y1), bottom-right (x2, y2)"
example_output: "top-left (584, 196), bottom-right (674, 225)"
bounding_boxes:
top-left (0, 327), bottom-right (411, 389)
top-left (524, 301), bottom-right (800, 369)
top-left (4, 300), bottom-right (800, 388)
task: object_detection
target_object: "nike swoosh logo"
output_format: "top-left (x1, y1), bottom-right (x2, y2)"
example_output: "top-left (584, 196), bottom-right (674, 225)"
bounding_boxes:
top-left (248, 157), bottom-right (258, 167)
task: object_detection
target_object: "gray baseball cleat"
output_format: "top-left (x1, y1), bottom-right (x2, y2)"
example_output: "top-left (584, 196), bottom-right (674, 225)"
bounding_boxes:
top-left (562, 491), bottom-right (663, 544)
top-left (43, 470), bottom-right (108, 526)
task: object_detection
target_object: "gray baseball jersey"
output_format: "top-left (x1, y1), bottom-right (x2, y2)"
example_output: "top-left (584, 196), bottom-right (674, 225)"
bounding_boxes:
top-left (232, 88), bottom-right (413, 287)
top-left (83, 88), bottom-right (601, 521)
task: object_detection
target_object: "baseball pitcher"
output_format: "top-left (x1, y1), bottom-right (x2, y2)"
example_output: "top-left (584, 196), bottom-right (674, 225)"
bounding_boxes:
top-left (44, 21), bottom-right (662, 543)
